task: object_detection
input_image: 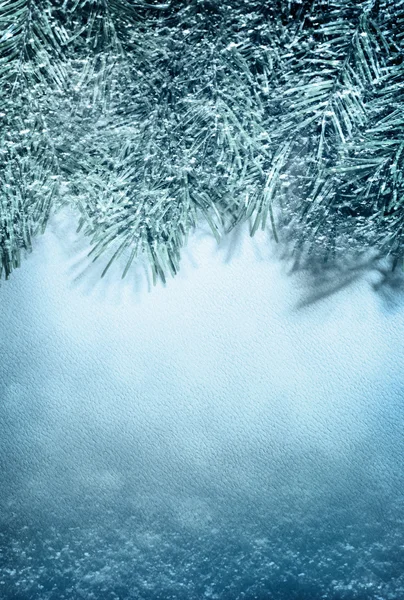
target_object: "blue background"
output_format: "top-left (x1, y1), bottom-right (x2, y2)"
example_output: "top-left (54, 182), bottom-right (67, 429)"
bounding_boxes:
top-left (0, 211), bottom-right (403, 599)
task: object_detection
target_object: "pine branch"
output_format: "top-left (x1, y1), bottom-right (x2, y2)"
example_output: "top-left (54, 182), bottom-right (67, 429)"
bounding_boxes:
top-left (0, 0), bottom-right (70, 277)
top-left (264, 0), bottom-right (404, 266)
top-left (1, 0), bottom-right (403, 283)
top-left (61, 2), bottom-right (284, 282)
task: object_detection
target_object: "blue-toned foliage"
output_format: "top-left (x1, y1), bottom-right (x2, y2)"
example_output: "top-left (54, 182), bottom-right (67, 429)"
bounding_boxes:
top-left (0, 0), bottom-right (403, 281)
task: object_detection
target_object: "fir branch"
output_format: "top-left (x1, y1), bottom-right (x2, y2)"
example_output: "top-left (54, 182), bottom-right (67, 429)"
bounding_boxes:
top-left (0, 0), bottom-right (68, 277)
top-left (267, 0), bottom-right (404, 265)
top-left (1, 0), bottom-right (404, 283)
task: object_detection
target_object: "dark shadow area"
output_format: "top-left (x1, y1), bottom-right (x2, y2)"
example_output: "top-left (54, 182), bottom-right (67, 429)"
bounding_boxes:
top-left (46, 206), bottom-right (154, 299)
top-left (272, 229), bottom-right (404, 310)
top-left (297, 258), bottom-right (404, 311)
top-left (369, 263), bottom-right (404, 312)
top-left (42, 206), bottom-right (404, 310)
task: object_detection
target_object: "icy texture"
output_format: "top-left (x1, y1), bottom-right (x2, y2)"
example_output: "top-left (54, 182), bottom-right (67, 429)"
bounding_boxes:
top-left (0, 216), bottom-right (403, 598)
top-left (0, 0), bottom-right (403, 281)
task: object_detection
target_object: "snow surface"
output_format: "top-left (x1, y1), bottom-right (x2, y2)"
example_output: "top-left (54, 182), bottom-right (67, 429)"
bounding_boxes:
top-left (0, 210), bottom-right (403, 599)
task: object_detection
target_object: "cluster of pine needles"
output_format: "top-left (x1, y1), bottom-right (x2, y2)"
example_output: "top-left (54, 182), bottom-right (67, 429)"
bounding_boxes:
top-left (0, 0), bottom-right (403, 283)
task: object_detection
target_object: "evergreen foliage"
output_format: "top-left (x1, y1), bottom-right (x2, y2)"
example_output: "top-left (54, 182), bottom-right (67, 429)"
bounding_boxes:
top-left (0, 0), bottom-right (403, 282)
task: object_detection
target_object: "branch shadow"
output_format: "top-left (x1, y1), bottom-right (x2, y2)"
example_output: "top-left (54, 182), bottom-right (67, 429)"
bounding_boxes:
top-left (272, 228), bottom-right (404, 311)
top-left (47, 206), bottom-right (404, 311)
